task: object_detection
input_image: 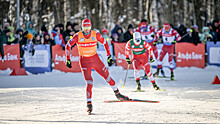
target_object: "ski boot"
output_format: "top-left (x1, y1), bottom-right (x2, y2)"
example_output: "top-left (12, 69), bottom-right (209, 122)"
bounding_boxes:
top-left (114, 89), bottom-right (130, 101)
top-left (152, 83), bottom-right (160, 90)
top-left (136, 80), bottom-right (141, 91)
top-left (87, 101), bottom-right (93, 115)
top-left (153, 68), bottom-right (160, 77)
top-left (171, 72), bottom-right (174, 80)
top-left (161, 69), bottom-right (165, 77)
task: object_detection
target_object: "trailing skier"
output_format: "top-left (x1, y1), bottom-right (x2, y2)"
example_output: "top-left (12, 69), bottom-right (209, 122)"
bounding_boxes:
top-left (153, 23), bottom-right (182, 80)
top-left (125, 32), bottom-right (161, 91)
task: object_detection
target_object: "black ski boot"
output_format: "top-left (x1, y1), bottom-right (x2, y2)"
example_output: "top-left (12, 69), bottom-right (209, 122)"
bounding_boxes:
top-left (152, 83), bottom-right (160, 90)
top-left (114, 89), bottom-right (130, 101)
top-left (171, 72), bottom-right (174, 80)
top-left (87, 101), bottom-right (93, 114)
top-left (136, 80), bottom-right (141, 91)
top-left (153, 68), bottom-right (160, 77)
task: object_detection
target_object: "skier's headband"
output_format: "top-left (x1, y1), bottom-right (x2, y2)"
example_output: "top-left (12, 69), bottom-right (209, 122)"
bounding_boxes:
top-left (164, 23), bottom-right (170, 30)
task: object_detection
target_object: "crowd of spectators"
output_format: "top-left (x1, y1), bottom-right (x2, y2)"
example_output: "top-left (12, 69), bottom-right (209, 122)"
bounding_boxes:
top-left (0, 18), bottom-right (220, 61)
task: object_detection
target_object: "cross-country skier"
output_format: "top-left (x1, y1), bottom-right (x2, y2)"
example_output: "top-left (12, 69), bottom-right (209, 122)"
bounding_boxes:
top-left (135, 22), bottom-right (165, 78)
top-left (153, 23), bottom-right (181, 80)
top-left (125, 32), bottom-right (161, 91)
top-left (65, 18), bottom-right (129, 114)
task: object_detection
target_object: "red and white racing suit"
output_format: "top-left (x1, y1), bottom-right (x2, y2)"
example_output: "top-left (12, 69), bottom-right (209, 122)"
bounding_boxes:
top-left (125, 40), bottom-right (156, 83)
top-left (65, 30), bottom-right (118, 101)
top-left (135, 26), bottom-right (159, 60)
top-left (153, 28), bottom-right (181, 72)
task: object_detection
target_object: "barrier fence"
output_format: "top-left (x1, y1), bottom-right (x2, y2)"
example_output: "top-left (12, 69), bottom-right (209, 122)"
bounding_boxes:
top-left (0, 42), bottom-right (219, 74)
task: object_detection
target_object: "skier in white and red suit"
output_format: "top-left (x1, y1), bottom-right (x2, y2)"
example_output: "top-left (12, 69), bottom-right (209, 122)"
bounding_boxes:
top-left (65, 18), bottom-right (129, 113)
top-left (125, 32), bottom-right (161, 91)
top-left (153, 23), bottom-right (181, 80)
top-left (135, 22), bottom-right (159, 59)
top-left (134, 22), bottom-right (166, 78)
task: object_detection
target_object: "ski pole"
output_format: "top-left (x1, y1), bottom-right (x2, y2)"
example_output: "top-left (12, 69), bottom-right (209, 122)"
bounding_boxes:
top-left (122, 64), bottom-right (130, 88)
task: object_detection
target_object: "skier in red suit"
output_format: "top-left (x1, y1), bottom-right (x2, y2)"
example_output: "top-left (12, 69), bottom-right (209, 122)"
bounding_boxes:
top-left (65, 19), bottom-right (129, 114)
top-left (125, 32), bottom-right (161, 91)
top-left (153, 23), bottom-right (181, 80)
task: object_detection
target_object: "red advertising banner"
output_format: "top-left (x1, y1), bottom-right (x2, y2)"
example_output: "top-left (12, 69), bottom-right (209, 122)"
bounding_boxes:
top-left (0, 44), bottom-right (20, 70)
top-left (52, 45), bottom-right (81, 72)
top-left (175, 43), bottom-right (205, 68)
top-left (114, 43), bottom-right (133, 69)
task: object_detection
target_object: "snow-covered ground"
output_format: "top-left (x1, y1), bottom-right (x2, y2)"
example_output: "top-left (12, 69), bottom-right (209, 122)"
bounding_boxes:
top-left (0, 66), bottom-right (220, 124)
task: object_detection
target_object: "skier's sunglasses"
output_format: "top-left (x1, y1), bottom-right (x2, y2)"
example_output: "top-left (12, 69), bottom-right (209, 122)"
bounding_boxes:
top-left (82, 26), bottom-right (91, 31)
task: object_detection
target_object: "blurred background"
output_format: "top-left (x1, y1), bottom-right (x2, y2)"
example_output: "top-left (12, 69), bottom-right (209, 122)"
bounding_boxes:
top-left (1, 0), bottom-right (220, 32)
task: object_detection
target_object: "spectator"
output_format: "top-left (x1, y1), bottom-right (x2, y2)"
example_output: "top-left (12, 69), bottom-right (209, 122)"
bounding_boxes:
top-left (51, 25), bottom-right (65, 50)
top-left (34, 34), bottom-right (42, 45)
top-left (7, 26), bottom-right (17, 45)
top-left (3, 22), bottom-right (10, 30)
top-left (212, 19), bottom-right (220, 41)
top-left (191, 25), bottom-right (201, 45)
top-left (43, 32), bottom-right (55, 45)
top-left (102, 29), bottom-right (111, 45)
top-left (207, 23), bottom-right (218, 43)
top-left (40, 24), bottom-right (48, 37)
top-left (23, 33), bottom-right (35, 56)
top-left (62, 22), bottom-right (73, 44)
top-left (26, 21), bottom-right (37, 36)
top-left (73, 23), bottom-right (79, 33)
top-left (3, 29), bottom-right (10, 44)
top-left (115, 27), bottom-right (124, 42)
top-left (111, 33), bottom-right (119, 57)
top-left (0, 29), bottom-right (6, 59)
top-left (124, 24), bottom-right (133, 42)
top-left (111, 20), bottom-right (121, 38)
top-left (200, 27), bottom-right (213, 44)
top-left (14, 28), bottom-right (23, 43)
top-left (178, 24), bottom-right (188, 42)
top-left (58, 23), bottom-right (64, 34)
top-left (186, 28), bottom-right (193, 43)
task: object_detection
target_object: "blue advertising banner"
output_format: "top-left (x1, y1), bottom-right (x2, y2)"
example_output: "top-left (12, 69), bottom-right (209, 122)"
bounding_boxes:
top-left (24, 44), bottom-right (52, 74)
top-left (207, 41), bottom-right (220, 66)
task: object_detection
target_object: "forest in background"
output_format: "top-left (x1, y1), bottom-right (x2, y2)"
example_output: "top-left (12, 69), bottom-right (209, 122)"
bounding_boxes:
top-left (0, 0), bottom-right (220, 32)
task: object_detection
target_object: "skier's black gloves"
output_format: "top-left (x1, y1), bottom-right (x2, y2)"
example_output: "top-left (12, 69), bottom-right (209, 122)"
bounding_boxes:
top-left (126, 58), bottom-right (132, 64)
top-left (65, 59), bottom-right (72, 68)
top-left (107, 55), bottom-right (114, 66)
top-left (172, 40), bottom-right (176, 44)
top-left (153, 42), bottom-right (157, 46)
top-left (150, 57), bottom-right (154, 63)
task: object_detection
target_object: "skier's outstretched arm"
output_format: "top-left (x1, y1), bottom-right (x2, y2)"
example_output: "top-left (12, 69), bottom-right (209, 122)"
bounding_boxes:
top-left (65, 34), bottom-right (78, 68)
